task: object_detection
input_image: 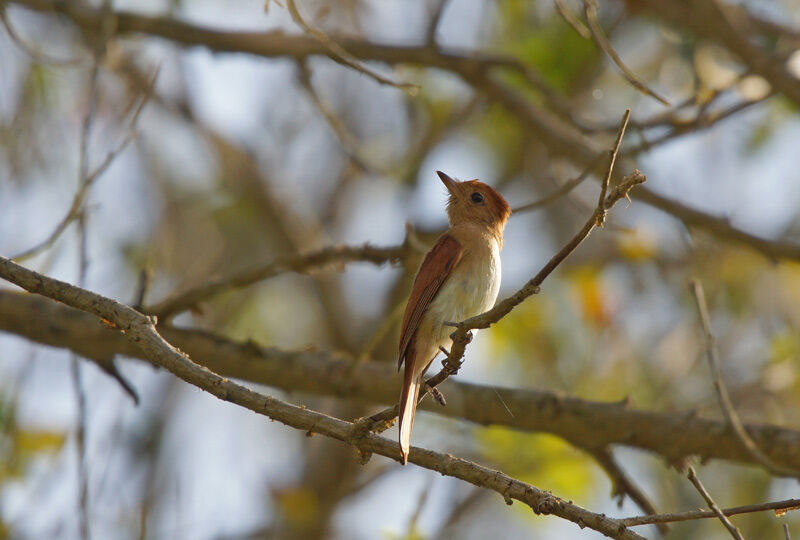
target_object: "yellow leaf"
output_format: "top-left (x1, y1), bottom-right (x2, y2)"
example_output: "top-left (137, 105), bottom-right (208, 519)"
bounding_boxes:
top-left (15, 430), bottom-right (65, 455)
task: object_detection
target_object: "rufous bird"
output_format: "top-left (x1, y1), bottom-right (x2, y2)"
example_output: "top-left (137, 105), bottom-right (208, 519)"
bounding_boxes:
top-left (397, 171), bottom-right (510, 464)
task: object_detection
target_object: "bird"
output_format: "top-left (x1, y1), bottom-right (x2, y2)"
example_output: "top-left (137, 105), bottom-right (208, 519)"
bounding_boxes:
top-left (397, 170), bottom-right (510, 464)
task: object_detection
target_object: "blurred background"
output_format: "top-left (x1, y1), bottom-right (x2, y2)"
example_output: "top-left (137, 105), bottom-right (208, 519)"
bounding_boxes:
top-left (1, 0), bottom-right (800, 538)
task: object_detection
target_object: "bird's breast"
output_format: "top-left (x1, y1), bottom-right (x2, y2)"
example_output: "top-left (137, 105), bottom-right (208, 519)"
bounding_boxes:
top-left (424, 238), bottom-right (501, 338)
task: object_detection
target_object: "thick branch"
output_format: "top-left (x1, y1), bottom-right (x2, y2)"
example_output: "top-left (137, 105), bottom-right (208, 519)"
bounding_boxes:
top-left (0, 257), bottom-right (642, 540)
top-left (4, 290), bottom-right (800, 471)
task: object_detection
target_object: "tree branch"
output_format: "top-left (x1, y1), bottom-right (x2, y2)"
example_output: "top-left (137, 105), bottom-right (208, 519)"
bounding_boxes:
top-left (144, 243), bottom-right (409, 318)
top-left (686, 465), bottom-right (745, 540)
top-left (0, 256), bottom-right (643, 540)
top-left (621, 498), bottom-right (800, 527)
top-left (690, 279), bottom-right (800, 477)
top-left (583, 0), bottom-right (670, 106)
top-left (7, 290), bottom-right (800, 471)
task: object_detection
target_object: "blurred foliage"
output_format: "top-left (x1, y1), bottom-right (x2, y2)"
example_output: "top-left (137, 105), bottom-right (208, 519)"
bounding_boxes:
top-left (0, 399), bottom-right (65, 485)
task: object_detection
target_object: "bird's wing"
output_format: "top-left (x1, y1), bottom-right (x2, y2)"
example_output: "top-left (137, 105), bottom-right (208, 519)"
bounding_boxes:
top-left (398, 233), bottom-right (462, 369)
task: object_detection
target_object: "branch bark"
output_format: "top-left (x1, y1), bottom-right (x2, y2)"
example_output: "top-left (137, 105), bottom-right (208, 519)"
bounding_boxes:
top-left (0, 257), bottom-right (643, 540)
top-left (4, 290), bottom-right (800, 471)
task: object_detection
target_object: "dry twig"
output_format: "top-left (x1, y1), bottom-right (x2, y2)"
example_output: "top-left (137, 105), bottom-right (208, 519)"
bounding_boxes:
top-left (12, 66), bottom-right (159, 262)
top-left (285, 0), bottom-right (418, 94)
top-left (621, 498), bottom-right (800, 527)
top-left (583, 0), bottom-right (670, 106)
top-left (686, 465), bottom-right (745, 540)
top-left (586, 446), bottom-right (668, 535)
top-left (690, 279), bottom-right (800, 478)
top-left (146, 243), bottom-right (409, 318)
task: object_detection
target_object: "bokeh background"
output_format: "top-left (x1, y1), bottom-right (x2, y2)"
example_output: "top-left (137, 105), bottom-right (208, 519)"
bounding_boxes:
top-left (1, 0), bottom-right (800, 538)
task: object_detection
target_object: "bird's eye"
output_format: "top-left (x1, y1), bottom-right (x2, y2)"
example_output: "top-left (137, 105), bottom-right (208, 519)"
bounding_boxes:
top-left (470, 192), bottom-right (484, 204)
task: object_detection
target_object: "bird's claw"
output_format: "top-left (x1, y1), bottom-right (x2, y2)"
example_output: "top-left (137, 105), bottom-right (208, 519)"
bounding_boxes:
top-left (426, 385), bottom-right (447, 406)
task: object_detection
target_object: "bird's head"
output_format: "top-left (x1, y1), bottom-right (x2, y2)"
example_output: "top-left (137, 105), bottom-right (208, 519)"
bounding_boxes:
top-left (437, 170), bottom-right (511, 232)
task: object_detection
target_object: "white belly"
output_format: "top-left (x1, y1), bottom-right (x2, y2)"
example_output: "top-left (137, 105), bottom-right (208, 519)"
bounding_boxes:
top-left (421, 241), bottom-right (501, 348)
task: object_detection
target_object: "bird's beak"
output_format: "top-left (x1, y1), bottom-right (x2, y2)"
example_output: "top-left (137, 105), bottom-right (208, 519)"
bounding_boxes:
top-left (437, 170), bottom-right (458, 196)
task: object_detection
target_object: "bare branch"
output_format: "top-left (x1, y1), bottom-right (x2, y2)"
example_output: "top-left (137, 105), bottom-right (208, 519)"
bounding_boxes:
top-left (583, 0), bottom-right (670, 106)
top-left (622, 498), bottom-right (800, 527)
top-left (145, 243), bottom-right (409, 318)
top-left (285, 0), bottom-right (418, 95)
top-left (554, 0), bottom-right (591, 39)
top-left (0, 4), bottom-right (84, 65)
top-left (296, 60), bottom-right (384, 175)
top-left (472, 73), bottom-right (800, 263)
top-left (686, 465), bottom-right (745, 540)
top-left (586, 446), bottom-right (668, 535)
top-left (425, 0), bottom-right (451, 45)
top-left (596, 108), bottom-right (630, 226)
top-left (0, 256), bottom-right (645, 540)
top-left (11, 65), bottom-right (158, 263)
top-left (511, 152), bottom-right (605, 214)
top-left (690, 279), bottom-right (800, 478)
top-left (6, 290), bottom-right (800, 471)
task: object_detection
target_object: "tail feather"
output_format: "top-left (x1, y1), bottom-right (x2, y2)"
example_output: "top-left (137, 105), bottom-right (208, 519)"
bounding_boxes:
top-left (398, 370), bottom-right (421, 465)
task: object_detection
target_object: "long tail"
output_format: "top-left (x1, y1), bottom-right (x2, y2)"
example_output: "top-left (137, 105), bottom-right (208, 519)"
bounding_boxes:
top-left (398, 356), bottom-right (422, 465)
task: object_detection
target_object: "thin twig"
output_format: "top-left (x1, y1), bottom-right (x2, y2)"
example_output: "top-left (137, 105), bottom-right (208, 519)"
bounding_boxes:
top-left (786, 523), bottom-right (792, 540)
top-left (511, 152), bottom-right (604, 214)
top-left (285, 0), bottom-right (418, 95)
top-left (71, 214), bottom-right (91, 540)
top-left (596, 108), bottom-right (630, 226)
top-left (11, 66), bottom-right (159, 262)
top-left (622, 498), bottom-right (800, 527)
top-left (582, 0), bottom-right (670, 106)
top-left (554, 0), bottom-right (591, 39)
top-left (0, 5), bottom-right (84, 66)
top-left (586, 446), bottom-right (668, 535)
top-left (145, 243), bottom-right (409, 318)
top-left (686, 465), bottom-right (745, 540)
top-left (297, 60), bottom-right (383, 174)
top-left (425, 0), bottom-right (451, 44)
top-left (690, 279), bottom-right (800, 477)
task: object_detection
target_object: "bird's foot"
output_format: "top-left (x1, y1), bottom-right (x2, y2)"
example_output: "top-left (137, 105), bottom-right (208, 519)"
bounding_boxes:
top-left (426, 385), bottom-right (447, 406)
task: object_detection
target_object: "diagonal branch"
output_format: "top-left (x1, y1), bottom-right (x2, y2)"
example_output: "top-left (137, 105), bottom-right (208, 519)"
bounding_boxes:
top-left (285, 0), bottom-right (418, 95)
top-left (582, 0), bottom-right (670, 106)
top-left (0, 256), bottom-right (644, 540)
top-left (686, 465), bottom-right (745, 540)
top-left (690, 279), bottom-right (800, 478)
top-left (585, 446), bottom-right (669, 535)
top-left (12, 65), bottom-right (158, 263)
